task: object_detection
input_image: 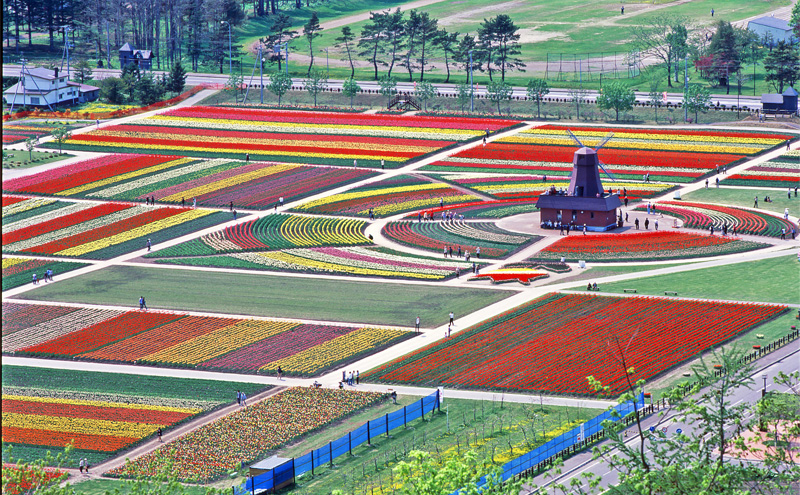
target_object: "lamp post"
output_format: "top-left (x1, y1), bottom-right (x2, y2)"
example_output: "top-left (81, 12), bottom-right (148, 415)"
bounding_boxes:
top-left (221, 20), bottom-right (232, 76)
top-left (259, 46), bottom-right (264, 105)
top-left (469, 50), bottom-right (474, 112)
top-left (274, 43), bottom-right (289, 75)
top-left (321, 47), bottom-right (329, 75)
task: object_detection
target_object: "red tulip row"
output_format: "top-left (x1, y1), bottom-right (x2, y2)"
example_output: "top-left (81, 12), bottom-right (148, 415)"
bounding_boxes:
top-left (3, 203), bottom-right (131, 245)
top-left (225, 220), bottom-right (270, 249)
top-left (542, 231), bottom-right (736, 254)
top-left (3, 398), bottom-right (193, 424)
top-left (3, 425), bottom-right (136, 452)
top-left (537, 124), bottom-right (793, 140)
top-left (647, 201), bottom-right (795, 237)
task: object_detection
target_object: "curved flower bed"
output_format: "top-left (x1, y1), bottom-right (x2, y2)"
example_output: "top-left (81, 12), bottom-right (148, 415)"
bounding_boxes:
top-left (382, 220), bottom-right (540, 258)
top-left (534, 231), bottom-right (768, 261)
top-left (105, 388), bottom-right (386, 482)
top-left (721, 150), bottom-right (800, 188)
top-left (153, 246), bottom-right (476, 280)
top-left (637, 202), bottom-right (796, 237)
top-left (364, 293), bottom-right (787, 395)
top-left (148, 214), bottom-right (370, 257)
top-left (425, 125), bottom-right (793, 181)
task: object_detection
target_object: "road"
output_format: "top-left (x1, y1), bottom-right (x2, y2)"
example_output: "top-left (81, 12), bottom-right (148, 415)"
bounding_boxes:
top-left (524, 342), bottom-right (800, 493)
top-left (1, 65), bottom-right (764, 110)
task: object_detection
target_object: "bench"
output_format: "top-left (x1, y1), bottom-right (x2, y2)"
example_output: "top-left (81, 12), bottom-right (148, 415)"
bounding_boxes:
top-left (665, 291), bottom-right (678, 296)
top-left (623, 289), bottom-right (637, 293)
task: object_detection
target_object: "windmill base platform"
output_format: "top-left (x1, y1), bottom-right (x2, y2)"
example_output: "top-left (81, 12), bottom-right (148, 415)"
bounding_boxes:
top-left (536, 194), bottom-right (622, 232)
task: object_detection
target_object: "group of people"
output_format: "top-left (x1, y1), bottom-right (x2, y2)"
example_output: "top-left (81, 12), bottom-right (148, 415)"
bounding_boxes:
top-left (418, 210), bottom-right (464, 223)
top-left (179, 197), bottom-right (197, 208)
top-left (31, 269), bottom-right (54, 285)
top-left (143, 196), bottom-right (157, 205)
top-left (586, 282), bottom-right (599, 291)
top-left (78, 458), bottom-right (90, 474)
top-left (442, 244), bottom-right (479, 260)
top-left (236, 390), bottom-right (248, 407)
top-left (340, 370), bottom-right (360, 388)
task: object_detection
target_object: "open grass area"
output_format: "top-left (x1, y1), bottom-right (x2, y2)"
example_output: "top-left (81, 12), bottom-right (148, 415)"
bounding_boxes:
top-left (683, 187), bottom-right (800, 217)
top-left (64, 478), bottom-right (213, 495)
top-left (2, 150), bottom-right (72, 169)
top-left (271, 396), bottom-right (601, 494)
top-left (14, 265), bottom-right (513, 325)
top-left (541, 262), bottom-right (692, 287)
top-left (581, 255), bottom-right (799, 305)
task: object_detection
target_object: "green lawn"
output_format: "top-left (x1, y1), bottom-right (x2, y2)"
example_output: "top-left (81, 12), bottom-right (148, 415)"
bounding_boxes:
top-left (65, 478), bottom-right (213, 495)
top-left (14, 265), bottom-right (513, 325)
top-left (541, 262), bottom-right (692, 287)
top-left (580, 255), bottom-right (800, 304)
top-left (683, 187), bottom-right (800, 217)
top-left (2, 150), bottom-right (72, 169)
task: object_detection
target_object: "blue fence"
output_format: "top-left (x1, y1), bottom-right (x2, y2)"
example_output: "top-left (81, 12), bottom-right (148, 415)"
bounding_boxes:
top-left (238, 390), bottom-right (440, 494)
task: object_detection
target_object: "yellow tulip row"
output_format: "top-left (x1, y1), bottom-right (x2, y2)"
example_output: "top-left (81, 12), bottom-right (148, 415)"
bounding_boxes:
top-left (56, 158), bottom-right (194, 196)
top-left (297, 183), bottom-right (448, 210)
top-left (2, 257), bottom-right (29, 269)
top-left (368, 195), bottom-right (477, 216)
top-left (522, 128), bottom-right (786, 146)
top-left (262, 327), bottom-right (409, 374)
top-left (258, 251), bottom-right (443, 279)
top-left (54, 209), bottom-right (213, 257)
top-left (3, 412), bottom-right (162, 438)
top-left (279, 216), bottom-right (368, 247)
top-left (3, 394), bottom-right (200, 414)
top-left (160, 163), bottom-right (298, 202)
top-left (501, 135), bottom-right (765, 155)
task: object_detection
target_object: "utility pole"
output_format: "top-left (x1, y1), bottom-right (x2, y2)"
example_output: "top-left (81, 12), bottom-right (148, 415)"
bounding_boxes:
top-left (321, 47), bottom-right (329, 75)
top-left (469, 50), bottom-right (474, 112)
top-left (275, 43), bottom-right (289, 75)
top-left (259, 46), bottom-right (264, 104)
top-left (684, 54), bottom-right (688, 123)
top-left (106, 20), bottom-right (111, 69)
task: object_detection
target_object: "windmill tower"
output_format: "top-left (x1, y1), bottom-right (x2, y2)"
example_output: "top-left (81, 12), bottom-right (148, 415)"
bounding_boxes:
top-left (535, 130), bottom-right (623, 232)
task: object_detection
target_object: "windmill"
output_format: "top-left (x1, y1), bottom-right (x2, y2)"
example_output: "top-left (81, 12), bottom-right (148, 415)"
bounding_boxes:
top-left (563, 130), bottom-right (616, 198)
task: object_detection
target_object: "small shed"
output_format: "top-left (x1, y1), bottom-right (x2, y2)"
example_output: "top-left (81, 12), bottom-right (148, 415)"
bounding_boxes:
top-left (747, 17), bottom-right (796, 46)
top-left (761, 87), bottom-right (799, 115)
top-left (248, 456), bottom-right (294, 492)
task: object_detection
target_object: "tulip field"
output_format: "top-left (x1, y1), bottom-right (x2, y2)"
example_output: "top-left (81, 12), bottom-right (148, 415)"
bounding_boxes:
top-left (106, 387), bottom-right (385, 482)
top-left (2, 257), bottom-right (88, 291)
top-left (469, 267), bottom-right (549, 285)
top-left (535, 231), bottom-right (768, 261)
top-left (293, 174), bottom-right (482, 217)
top-left (2, 464), bottom-right (66, 494)
top-left (2, 365), bottom-right (266, 465)
top-left (4, 302), bottom-right (411, 375)
top-left (146, 214), bottom-right (370, 257)
top-left (364, 293), bottom-right (787, 395)
top-left (637, 202), bottom-right (797, 237)
top-left (424, 125), bottom-right (793, 181)
top-left (47, 107), bottom-right (520, 167)
top-left (721, 150), bottom-right (800, 188)
top-left (382, 220), bottom-right (541, 258)
top-left (152, 246), bottom-right (476, 280)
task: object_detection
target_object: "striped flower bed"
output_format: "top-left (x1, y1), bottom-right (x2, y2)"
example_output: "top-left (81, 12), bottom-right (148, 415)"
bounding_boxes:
top-left (637, 202), bottom-right (797, 237)
top-left (293, 175), bottom-right (481, 217)
top-left (363, 293), bottom-right (787, 395)
top-left (1, 121), bottom-right (88, 145)
top-left (153, 246), bottom-right (477, 280)
top-left (382, 220), bottom-right (540, 258)
top-left (721, 150), bottom-right (800, 188)
top-left (534, 231), bottom-right (768, 262)
top-left (2, 257), bottom-right (89, 291)
top-left (425, 126), bottom-right (793, 182)
top-left (3, 303), bottom-right (412, 376)
top-left (147, 214), bottom-right (370, 257)
top-left (46, 107), bottom-right (520, 167)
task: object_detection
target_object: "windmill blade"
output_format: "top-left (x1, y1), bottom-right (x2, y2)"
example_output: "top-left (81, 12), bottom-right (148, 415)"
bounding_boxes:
top-left (594, 132), bottom-right (615, 151)
top-left (565, 129), bottom-right (584, 148)
top-left (598, 161), bottom-right (617, 182)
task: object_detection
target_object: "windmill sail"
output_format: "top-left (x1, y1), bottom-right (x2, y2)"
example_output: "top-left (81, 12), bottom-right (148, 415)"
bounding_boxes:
top-left (598, 161), bottom-right (617, 181)
top-left (565, 129), bottom-right (584, 148)
top-left (594, 132), bottom-right (615, 151)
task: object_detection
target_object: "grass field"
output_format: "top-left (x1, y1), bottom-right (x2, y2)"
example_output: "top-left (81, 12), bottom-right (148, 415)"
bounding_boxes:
top-left (13, 265), bottom-right (513, 325)
top-left (682, 187), bottom-right (800, 217)
top-left (2, 150), bottom-right (72, 169)
top-left (64, 478), bottom-right (213, 495)
top-left (581, 255), bottom-right (799, 304)
top-left (541, 262), bottom-right (692, 286)
top-left (271, 396), bottom-right (601, 494)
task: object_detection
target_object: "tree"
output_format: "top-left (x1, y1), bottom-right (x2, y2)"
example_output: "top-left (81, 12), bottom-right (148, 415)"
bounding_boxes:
top-left (479, 15), bottom-right (525, 81)
top-left (393, 450), bottom-right (522, 495)
top-left (568, 86), bottom-right (589, 119)
top-left (416, 80), bottom-right (436, 111)
top-left (303, 12), bottom-right (322, 76)
top-left (303, 69), bottom-right (327, 107)
top-left (225, 73), bottom-right (243, 105)
top-left (167, 61), bottom-right (187, 94)
top-left (647, 77), bottom-right (664, 123)
top-left (25, 136), bottom-right (36, 162)
top-left (683, 83), bottom-right (711, 123)
top-left (100, 77), bottom-right (126, 104)
top-left (402, 9), bottom-right (422, 81)
top-left (486, 80), bottom-right (512, 115)
top-left (416, 11), bottom-right (439, 81)
top-left (73, 60), bottom-right (92, 83)
top-left (708, 21), bottom-right (742, 93)
top-left (631, 14), bottom-right (690, 87)
top-left (336, 26), bottom-right (356, 78)
top-left (436, 29), bottom-right (459, 83)
top-left (457, 82), bottom-right (471, 113)
top-left (51, 125), bottom-right (71, 154)
top-left (526, 78), bottom-right (550, 119)
top-left (454, 34), bottom-right (481, 84)
top-left (342, 77), bottom-right (361, 108)
top-left (791, 2), bottom-right (800, 40)
top-left (263, 13), bottom-right (297, 72)
top-left (268, 70), bottom-right (292, 107)
top-left (379, 75), bottom-right (397, 105)
top-left (763, 40), bottom-right (800, 93)
top-left (596, 81), bottom-right (636, 121)
top-left (136, 73), bottom-right (166, 105)
top-left (383, 8), bottom-right (405, 78)
top-left (357, 11), bottom-right (388, 81)
top-left (3, 444), bottom-right (72, 495)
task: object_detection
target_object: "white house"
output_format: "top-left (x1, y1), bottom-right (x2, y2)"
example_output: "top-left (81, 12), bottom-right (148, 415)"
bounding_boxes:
top-left (747, 16), bottom-right (797, 47)
top-left (3, 67), bottom-right (100, 109)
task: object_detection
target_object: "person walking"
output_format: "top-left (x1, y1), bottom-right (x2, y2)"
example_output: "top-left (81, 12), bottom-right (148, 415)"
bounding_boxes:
top-left (655, 219), bottom-right (659, 230)
top-left (237, 390), bottom-right (241, 405)
top-left (449, 311), bottom-right (454, 325)
top-left (192, 197), bottom-right (196, 208)
top-left (241, 392), bottom-right (247, 407)
top-left (621, 5), bottom-right (624, 14)
top-left (415, 316), bottom-right (421, 333)
top-left (476, 246), bottom-right (480, 258)
top-left (245, 153), bottom-right (249, 163)
top-left (715, 177), bottom-right (719, 188)
top-left (157, 427), bottom-right (163, 442)
top-left (780, 228), bottom-right (786, 240)
top-left (139, 296), bottom-right (147, 311)
top-left (181, 197), bottom-right (185, 207)
top-left (354, 159), bottom-right (358, 167)
top-left (711, 8), bottom-right (714, 16)
top-left (79, 458), bottom-right (85, 474)
top-left (233, 210), bottom-right (237, 220)
top-left (277, 366), bottom-right (283, 380)
top-left (381, 159), bottom-right (385, 169)
top-left (705, 179), bottom-right (709, 188)
top-left (356, 370), bottom-right (360, 385)
top-left (634, 218), bottom-right (639, 229)
top-left (754, 196), bottom-right (758, 208)
top-left (146, 238), bottom-right (151, 251)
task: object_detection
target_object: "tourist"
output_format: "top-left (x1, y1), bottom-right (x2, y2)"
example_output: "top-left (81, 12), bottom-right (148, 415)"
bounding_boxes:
top-left (139, 296), bottom-right (147, 311)
top-left (192, 197), bottom-right (196, 208)
top-left (705, 179), bottom-right (708, 189)
top-left (449, 311), bottom-right (454, 325)
top-left (356, 371), bottom-right (360, 385)
top-left (237, 390), bottom-right (241, 405)
top-left (592, 282), bottom-right (598, 291)
top-left (780, 228), bottom-right (786, 240)
top-left (277, 366), bottom-right (283, 380)
top-left (644, 218), bottom-right (649, 229)
top-left (754, 196), bottom-right (758, 208)
top-left (715, 177), bottom-right (719, 188)
top-left (415, 316), bottom-right (421, 333)
top-left (157, 428), bottom-right (163, 442)
top-left (146, 238), bottom-right (151, 251)
top-left (710, 225), bottom-right (714, 236)
top-left (79, 459), bottom-right (84, 473)
top-left (635, 218), bottom-right (639, 229)
top-left (785, 208), bottom-right (790, 220)
top-left (587, 283), bottom-right (593, 291)
top-left (655, 219), bottom-right (659, 230)
top-left (181, 197), bottom-right (185, 207)
top-left (241, 392), bottom-right (247, 407)
top-left (245, 153), bottom-right (249, 163)
top-left (391, 391), bottom-right (397, 404)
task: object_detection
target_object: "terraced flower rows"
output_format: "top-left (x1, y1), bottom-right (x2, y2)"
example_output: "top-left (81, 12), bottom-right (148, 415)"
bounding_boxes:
top-left (106, 388), bottom-right (385, 482)
top-left (2, 257), bottom-right (89, 291)
top-left (2, 365), bottom-right (266, 465)
top-left (48, 107), bottom-right (520, 167)
top-left (721, 150), bottom-right (800, 188)
top-left (425, 125), bottom-right (793, 182)
top-left (3, 303), bottom-right (411, 375)
top-left (293, 175), bottom-right (482, 217)
top-left (637, 202), bottom-right (796, 237)
top-left (1, 196), bottom-right (230, 260)
top-left (147, 214), bottom-right (370, 257)
top-left (153, 246), bottom-right (477, 280)
top-left (364, 293), bottom-right (787, 395)
top-left (2, 154), bottom-right (376, 210)
top-left (382, 221), bottom-right (541, 258)
top-left (534, 231), bottom-right (768, 262)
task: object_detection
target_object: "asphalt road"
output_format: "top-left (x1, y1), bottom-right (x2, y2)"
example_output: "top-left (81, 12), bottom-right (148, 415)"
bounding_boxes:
top-left (524, 342), bottom-right (800, 493)
top-left (2, 65), bottom-right (765, 110)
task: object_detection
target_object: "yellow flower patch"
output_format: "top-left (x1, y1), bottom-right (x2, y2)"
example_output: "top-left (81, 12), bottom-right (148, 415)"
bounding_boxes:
top-left (3, 412), bottom-right (162, 438)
